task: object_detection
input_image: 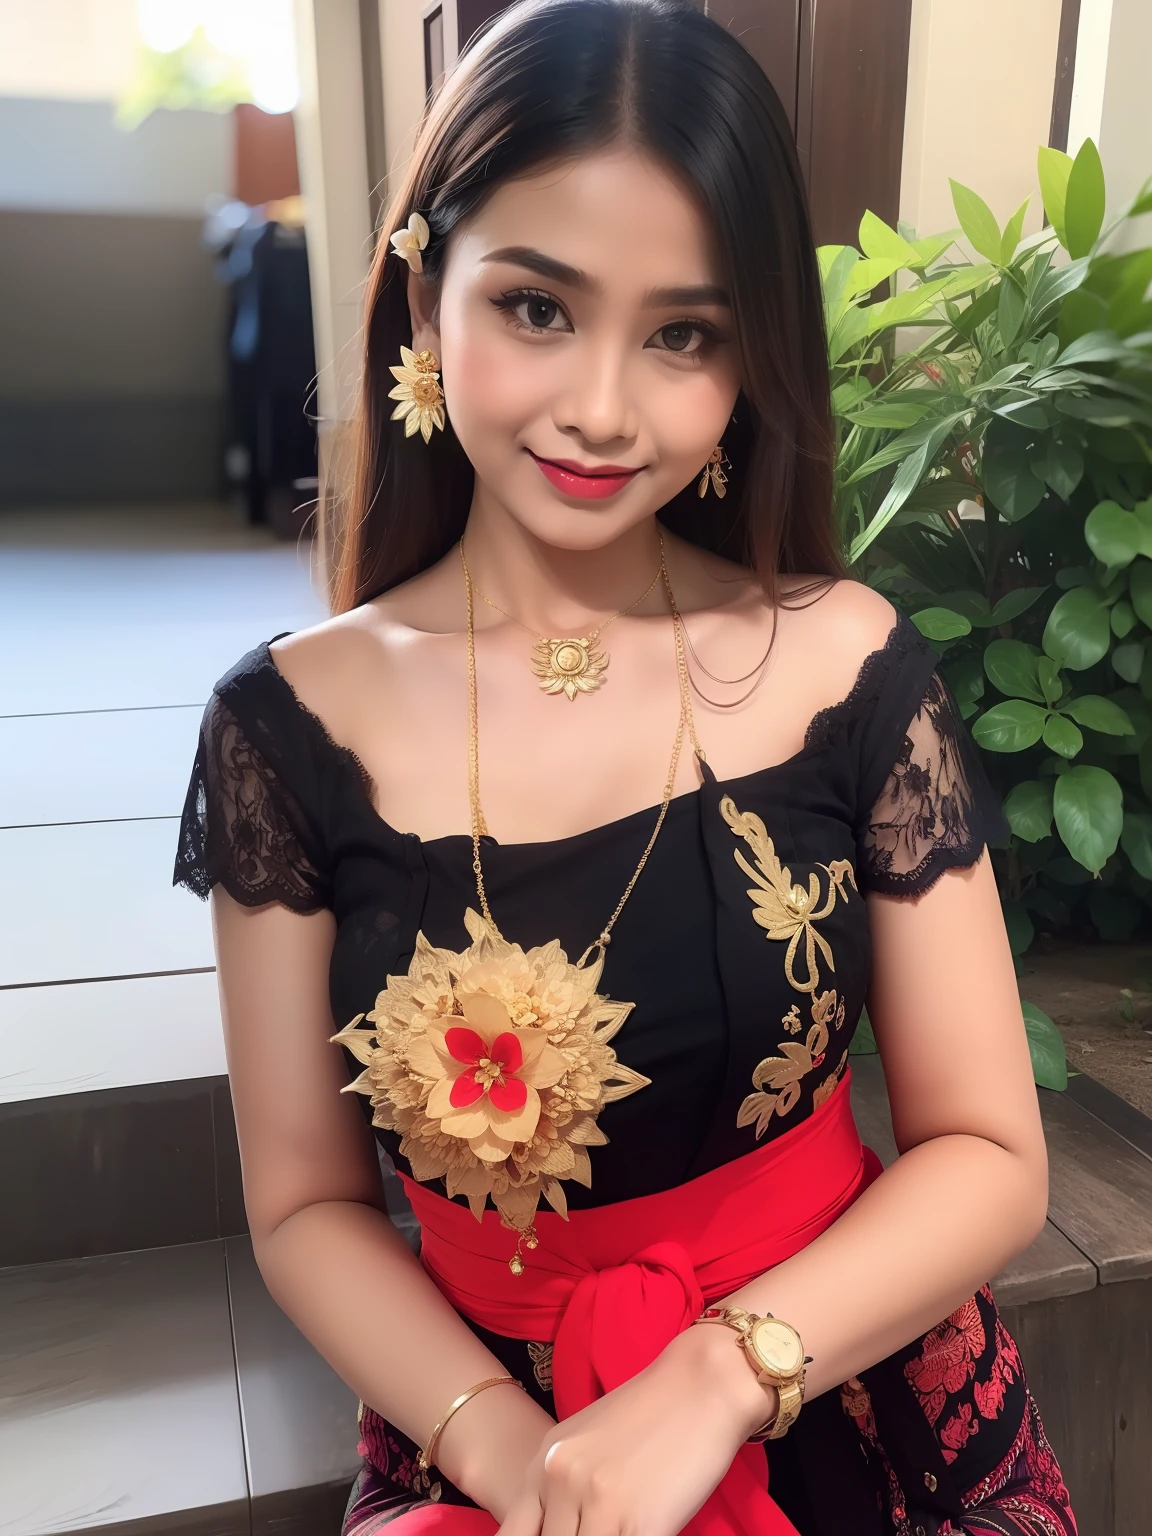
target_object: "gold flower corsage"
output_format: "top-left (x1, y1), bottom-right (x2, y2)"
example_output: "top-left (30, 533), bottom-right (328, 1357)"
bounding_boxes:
top-left (331, 909), bottom-right (651, 1236)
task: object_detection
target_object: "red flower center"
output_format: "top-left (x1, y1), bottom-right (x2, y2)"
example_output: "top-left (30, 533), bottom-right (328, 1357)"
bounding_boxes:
top-left (444, 1025), bottom-right (528, 1111)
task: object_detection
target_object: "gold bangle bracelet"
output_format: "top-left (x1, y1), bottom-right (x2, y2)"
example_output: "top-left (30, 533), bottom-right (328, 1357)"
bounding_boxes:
top-left (416, 1375), bottom-right (524, 1475)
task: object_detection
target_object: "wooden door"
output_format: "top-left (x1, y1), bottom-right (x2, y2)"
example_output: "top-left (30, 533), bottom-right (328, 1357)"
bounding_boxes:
top-left (412, 0), bottom-right (911, 247)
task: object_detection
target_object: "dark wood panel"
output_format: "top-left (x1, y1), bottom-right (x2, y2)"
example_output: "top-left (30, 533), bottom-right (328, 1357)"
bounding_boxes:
top-left (458, 0), bottom-right (509, 52)
top-left (1049, 0), bottom-right (1081, 153)
top-left (1002, 1279), bottom-right (1152, 1536)
top-left (798, 0), bottom-right (912, 246)
top-left (1040, 1087), bottom-right (1152, 1283)
top-left (705, 0), bottom-right (801, 128)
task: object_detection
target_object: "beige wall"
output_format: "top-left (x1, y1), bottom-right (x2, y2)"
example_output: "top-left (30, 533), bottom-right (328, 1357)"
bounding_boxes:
top-left (380, 0), bottom-right (430, 204)
top-left (1072, 0), bottom-right (1152, 249)
top-left (293, 0), bottom-right (374, 425)
top-left (901, 0), bottom-right (1062, 243)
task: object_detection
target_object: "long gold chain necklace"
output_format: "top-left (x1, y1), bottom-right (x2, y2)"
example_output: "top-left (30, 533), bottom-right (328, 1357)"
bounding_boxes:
top-left (459, 545), bottom-right (663, 701)
top-left (460, 535), bottom-right (705, 1273)
top-left (462, 533), bottom-right (705, 967)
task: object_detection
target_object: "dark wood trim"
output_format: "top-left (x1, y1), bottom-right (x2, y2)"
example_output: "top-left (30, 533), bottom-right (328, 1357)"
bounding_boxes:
top-left (1049, 0), bottom-right (1081, 152)
top-left (706, 0), bottom-right (802, 129)
top-left (424, 1), bottom-right (446, 98)
top-left (1065, 1070), bottom-right (1152, 1164)
top-left (358, 0), bottom-right (388, 231)
top-left (802, 0), bottom-right (913, 246)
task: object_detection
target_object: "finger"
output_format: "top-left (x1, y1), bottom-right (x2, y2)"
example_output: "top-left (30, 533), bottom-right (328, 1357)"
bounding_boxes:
top-left (496, 1493), bottom-right (544, 1536)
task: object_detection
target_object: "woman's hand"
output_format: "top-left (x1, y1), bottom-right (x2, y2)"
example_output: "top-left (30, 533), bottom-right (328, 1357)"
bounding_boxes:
top-left (495, 1324), bottom-right (776, 1536)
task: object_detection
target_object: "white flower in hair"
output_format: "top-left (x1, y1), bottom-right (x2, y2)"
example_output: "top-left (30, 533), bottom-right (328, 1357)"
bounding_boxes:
top-left (390, 211), bottom-right (430, 273)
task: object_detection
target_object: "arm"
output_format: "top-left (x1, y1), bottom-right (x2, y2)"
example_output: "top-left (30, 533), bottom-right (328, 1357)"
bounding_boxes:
top-left (674, 845), bottom-right (1047, 1421)
top-left (212, 890), bottom-right (555, 1515)
top-left (495, 850), bottom-right (1046, 1536)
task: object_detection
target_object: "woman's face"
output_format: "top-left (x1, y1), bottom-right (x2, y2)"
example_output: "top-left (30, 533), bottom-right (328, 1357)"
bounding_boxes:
top-left (413, 147), bottom-right (742, 551)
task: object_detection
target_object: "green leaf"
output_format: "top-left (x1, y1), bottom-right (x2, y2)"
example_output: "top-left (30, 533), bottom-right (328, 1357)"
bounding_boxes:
top-left (998, 277), bottom-right (1026, 347)
top-left (990, 587), bottom-right (1048, 624)
top-left (1121, 809), bottom-right (1152, 878)
top-left (849, 1008), bottom-right (878, 1055)
top-left (1038, 656), bottom-right (1063, 705)
top-left (1052, 764), bottom-right (1124, 873)
top-left (831, 377), bottom-right (872, 414)
top-left (848, 415), bottom-right (968, 562)
top-left (1110, 599), bottom-right (1136, 638)
top-left (858, 210), bottom-right (920, 265)
top-left (847, 400), bottom-right (935, 429)
top-left (1114, 640), bottom-right (1146, 683)
top-left (1043, 712), bottom-right (1084, 757)
top-left (1130, 172), bottom-right (1152, 218)
top-left (1129, 560), bottom-right (1152, 628)
top-left (950, 179), bottom-right (1004, 263)
top-left (1064, 138), bottom-right (1107, 259)
top-left (1062, 694), bottom-right (1135, 734)
top-left (911, 607), bottom-right (972, 641)
top-left (972, 699), bottom-right (1048, 751)
top-left (1039, 437), bottom-right (1084, 499)
top-left (982, 429), bottom-right (1046, 521)
top-left (1021, 1001), bottom-right (1067, 1090)
top-left (820, 244), bottom-right (861, 325)
top-left (1002, 899), bottom-right (1035, 956)
top-left (1084, 500), bottom-right (1148, 567)
top-left (1004, 779), bottom-right (1054, 841)
top-left (1038, 146), bottom-right (1073, 246)
top-left (1000, 197), bottom-right (1031, 264)
top-left (1043, 587), bottom-right (1112, 670)
top-left (984, 638), bottom-right (1044, 701)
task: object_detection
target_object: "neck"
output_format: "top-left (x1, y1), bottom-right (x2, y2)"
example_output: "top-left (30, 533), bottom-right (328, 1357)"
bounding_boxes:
top-left (462, 495), bottom-right (666, 635)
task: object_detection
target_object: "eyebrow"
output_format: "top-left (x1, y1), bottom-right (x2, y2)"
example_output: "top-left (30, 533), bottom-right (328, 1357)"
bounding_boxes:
top-left (480, 245), bottom-right (731, 309)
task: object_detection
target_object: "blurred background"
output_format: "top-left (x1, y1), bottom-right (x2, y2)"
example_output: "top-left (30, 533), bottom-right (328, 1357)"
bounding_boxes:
top-left (1, 4), bottom-right (1151, 1536)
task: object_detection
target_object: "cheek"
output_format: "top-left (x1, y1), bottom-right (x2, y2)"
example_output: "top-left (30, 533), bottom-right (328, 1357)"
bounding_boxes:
top-left (440, 303), bottom-right (540, 442)
top-left (648, 366), bottom-right (737, 463)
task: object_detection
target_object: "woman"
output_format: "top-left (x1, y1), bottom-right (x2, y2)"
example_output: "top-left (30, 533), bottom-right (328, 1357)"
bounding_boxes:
top-left (174, 3), bottom-right (1078, 1533)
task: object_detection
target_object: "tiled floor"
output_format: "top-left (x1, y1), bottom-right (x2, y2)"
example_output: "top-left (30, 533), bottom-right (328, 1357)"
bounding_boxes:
top-left (0, 504), bottom-right (326, 1093)
top-left (0, 505), bottom-right (360, 1536)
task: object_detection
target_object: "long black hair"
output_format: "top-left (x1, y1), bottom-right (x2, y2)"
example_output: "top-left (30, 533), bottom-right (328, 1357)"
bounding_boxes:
top-left (328, 0), bottom-right (843, 612)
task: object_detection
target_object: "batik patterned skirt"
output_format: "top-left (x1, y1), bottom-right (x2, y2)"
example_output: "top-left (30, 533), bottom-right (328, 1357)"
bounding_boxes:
top-left (341, 1282), bottom-right (1077, 1536)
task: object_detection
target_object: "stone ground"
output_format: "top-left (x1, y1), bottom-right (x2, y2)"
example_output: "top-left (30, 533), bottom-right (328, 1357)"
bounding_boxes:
top-left (1018, 939), bottom-right (1152, 1116)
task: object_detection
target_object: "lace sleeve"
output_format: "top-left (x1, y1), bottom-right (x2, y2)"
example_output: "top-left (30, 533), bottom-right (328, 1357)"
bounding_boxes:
top-left (172, 691), bottom-right (330, 913)
top-left (857, 669), bottom-right (1009, 896)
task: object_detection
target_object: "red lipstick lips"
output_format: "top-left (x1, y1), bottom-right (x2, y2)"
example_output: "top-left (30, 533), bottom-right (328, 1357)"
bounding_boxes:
top-left (528, 450), bottom-right (641, 501)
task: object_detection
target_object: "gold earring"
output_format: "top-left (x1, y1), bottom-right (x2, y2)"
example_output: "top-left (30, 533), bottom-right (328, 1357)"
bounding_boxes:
top-left (698, 444), bottom-right (729, 499)
top-left (388, 346), bottom-right (446, 444)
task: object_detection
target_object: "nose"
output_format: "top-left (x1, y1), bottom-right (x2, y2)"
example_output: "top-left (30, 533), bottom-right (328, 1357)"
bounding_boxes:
top-left (553, 338), bottom-right (639, 448)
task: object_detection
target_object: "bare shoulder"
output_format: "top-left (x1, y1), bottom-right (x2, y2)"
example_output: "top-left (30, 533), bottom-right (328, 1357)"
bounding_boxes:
top-left (267, 555), bottom-right (459, 728)
top-left (778, 576), bottom-right (901, 700)
top-left (268, 605), bottom-right (385, 711)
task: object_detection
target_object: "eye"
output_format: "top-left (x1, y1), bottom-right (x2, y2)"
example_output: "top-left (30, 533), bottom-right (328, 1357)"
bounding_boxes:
top-left (491, 288), bottom-right (571, 334)
top-left (648, 319), bottom-right (726, 358)
top-left (657, 322), bottom-right (700, 353)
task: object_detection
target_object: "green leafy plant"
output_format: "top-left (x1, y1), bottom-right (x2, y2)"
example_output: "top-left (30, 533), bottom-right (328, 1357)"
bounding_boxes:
top-left (822, 141), bottom-right (1152, 1087)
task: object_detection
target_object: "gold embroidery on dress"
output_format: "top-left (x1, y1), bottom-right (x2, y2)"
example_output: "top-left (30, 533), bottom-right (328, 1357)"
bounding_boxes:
top-left (527, 1340), bottom-right (554, 1392)
top-left (721, 796), bottom-right (855, 1139)
top-left (719, 795), bottom-right (856, 995)
top-left (737, 989), bottom-right (848, 1137)
top-left (331, 908), bottom-right (651, 1239)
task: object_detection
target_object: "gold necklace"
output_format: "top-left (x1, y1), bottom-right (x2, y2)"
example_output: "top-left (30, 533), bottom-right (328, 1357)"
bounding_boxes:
top-left (460, 535), bottom-right (705, 1272)
top-left (462, 535), bottom-right (704, 965)
top-left (459, 545), bottom-right (663, 701)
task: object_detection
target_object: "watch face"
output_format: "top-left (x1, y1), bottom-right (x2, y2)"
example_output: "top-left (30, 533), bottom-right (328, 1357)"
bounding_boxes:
top-left (750, 1317), bottom-right (805, 1376)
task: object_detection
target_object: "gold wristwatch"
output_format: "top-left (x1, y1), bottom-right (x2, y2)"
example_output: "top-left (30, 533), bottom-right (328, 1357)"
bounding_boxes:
top-left (693, 1306), bottom-right (810, 1442)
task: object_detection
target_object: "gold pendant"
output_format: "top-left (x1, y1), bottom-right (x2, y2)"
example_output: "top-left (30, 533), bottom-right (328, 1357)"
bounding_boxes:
top-left (531, 636), bottom-right (609, 700)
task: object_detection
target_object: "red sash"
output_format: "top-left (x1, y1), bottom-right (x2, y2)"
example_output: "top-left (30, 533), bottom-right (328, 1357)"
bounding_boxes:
top-left (396, 1070), bottom-right (882, 1535)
